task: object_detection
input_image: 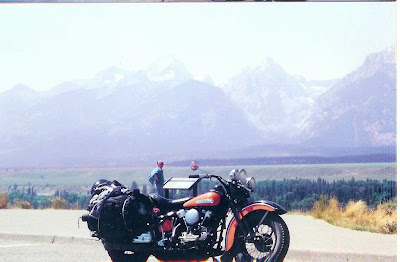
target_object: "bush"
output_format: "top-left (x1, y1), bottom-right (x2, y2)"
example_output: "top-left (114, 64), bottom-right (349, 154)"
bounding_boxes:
top-left (0, 193), bottom-right (8, 208)
top-left (344, 201), bottom-right (368, 219)
top-left (309, 197), bottom-right (397, 234)
top-left (325, 198), bottom-right (341, 222)
top-left (380, 220), bottom-right (397, 234)
top-left (13, 199), bottom-right (33, 209)
top-left (376, 198), bottom-right (397, 234)
top-left (51, 197), bottom-right (67, 209)
top-left (312, 195), bottom-right (329, 218)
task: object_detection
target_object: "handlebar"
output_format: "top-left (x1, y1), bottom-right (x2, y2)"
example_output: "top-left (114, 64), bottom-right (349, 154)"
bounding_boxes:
top-left (189, 173), bottom-right (252, 196)
top-left (189, 173), bottom-right (228, 195)
top-left (189, 174), bottom-right (210, 179)
top-left (189, 173), bottom-right (228, 187)
top-left (190, 173), bottom-right (252, 192)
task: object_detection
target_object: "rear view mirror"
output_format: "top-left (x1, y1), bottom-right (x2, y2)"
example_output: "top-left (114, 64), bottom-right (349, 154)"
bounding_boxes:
top-left (190, 161), bottom-right (200, 171)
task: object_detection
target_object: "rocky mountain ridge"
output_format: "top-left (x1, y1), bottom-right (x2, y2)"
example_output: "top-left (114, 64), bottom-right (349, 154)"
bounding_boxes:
top-left (0, 48), bottom-right (395, 168)
top-left (300, 47), bottom-right (396, 147)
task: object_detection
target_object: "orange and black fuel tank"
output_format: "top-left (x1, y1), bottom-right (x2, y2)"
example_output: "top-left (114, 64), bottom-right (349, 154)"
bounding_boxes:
top-left (183, 192), bottom-right (221, 207)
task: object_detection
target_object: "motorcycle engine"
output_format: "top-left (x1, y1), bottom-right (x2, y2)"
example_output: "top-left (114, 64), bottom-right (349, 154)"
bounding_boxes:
top-left (185, 209), bottom-right (200, 225)
top-left (179, 209), bottom-right (213, 243)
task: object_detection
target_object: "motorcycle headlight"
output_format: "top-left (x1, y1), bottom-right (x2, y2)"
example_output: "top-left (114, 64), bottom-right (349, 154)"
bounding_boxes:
top-left (246, 177), bottom-right (256, 190)
top-left (238, 169), bottom-right (247, 184)
top-left (230, 169), bottom-right (239, 181)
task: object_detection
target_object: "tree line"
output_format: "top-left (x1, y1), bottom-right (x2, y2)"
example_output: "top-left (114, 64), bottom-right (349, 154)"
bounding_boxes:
top-left (1, 177), bottom-right (396, 211)
top-left (166, 177), bottom-right (396, 212)
top-left (5, 186), bottom-right (90, 209)
top-left (252, 178), bottom-right (396, 211)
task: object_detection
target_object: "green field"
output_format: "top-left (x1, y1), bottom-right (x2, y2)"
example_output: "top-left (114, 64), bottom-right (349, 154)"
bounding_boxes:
top-left (0, 162), bottom-right (396, 187)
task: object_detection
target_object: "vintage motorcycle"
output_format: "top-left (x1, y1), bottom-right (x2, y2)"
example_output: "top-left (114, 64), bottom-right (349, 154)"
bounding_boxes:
top-left (81, 161), bottom-right (290, 262)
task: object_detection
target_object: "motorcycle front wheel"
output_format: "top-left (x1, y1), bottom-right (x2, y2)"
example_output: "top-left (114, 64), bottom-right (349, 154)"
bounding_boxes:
top-left (222, 211), bottom-right (290, 262)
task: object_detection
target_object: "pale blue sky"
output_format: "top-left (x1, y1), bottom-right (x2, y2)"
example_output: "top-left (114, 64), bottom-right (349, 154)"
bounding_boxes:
top-left (0, 2), bottom-right (396, 92)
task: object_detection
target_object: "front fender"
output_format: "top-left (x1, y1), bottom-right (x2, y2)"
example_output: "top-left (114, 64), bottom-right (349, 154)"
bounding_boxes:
top-left (225, 201), bottom-right (287, 252)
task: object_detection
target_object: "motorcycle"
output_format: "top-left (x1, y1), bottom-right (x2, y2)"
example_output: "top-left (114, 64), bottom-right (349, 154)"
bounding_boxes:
top-left (81, 161), bottom-right (290, 262)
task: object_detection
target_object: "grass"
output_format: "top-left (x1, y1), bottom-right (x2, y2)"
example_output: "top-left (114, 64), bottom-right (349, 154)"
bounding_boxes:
top-left (308, 195), bottom-right (397, 234)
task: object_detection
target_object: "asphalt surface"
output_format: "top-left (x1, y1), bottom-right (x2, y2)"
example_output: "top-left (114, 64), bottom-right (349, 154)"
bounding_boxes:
top-left (0, 209), bottom-right (397, 261)
top-left (0, 238), bottom-right (109, 262)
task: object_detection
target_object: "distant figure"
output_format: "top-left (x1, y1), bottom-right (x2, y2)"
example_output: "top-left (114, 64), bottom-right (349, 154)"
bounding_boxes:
top-left (148, 161), bottom-right (165, 196)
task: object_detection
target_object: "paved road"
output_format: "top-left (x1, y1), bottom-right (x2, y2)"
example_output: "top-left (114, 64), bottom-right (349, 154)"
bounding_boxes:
top-left (0, 238), bottom-right (395, 262)
top-left (0, 238), bottom-right (109, 262)
top-left (0, 210), bottom-right (396, 261)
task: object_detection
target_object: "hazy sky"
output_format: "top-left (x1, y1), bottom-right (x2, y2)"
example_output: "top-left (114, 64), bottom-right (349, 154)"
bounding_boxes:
top-left (0, 2), bottom-right (395, 93)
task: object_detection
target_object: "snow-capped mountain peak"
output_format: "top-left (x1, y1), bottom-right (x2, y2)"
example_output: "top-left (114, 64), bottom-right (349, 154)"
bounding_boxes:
top-left (1, 84), bottom-right (39, 101)
top-left (0, 49), bottom-right (395, 168)
top-left (146, 56), bottom-right (192, 83)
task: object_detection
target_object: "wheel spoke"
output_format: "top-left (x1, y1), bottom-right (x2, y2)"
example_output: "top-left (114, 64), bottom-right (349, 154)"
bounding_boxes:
top-left (244, 223), bottom-right (276, 259)
top-left (256, 211), bottom-right (269, 229)
top-left (238, 214), bottom-right (289, 261)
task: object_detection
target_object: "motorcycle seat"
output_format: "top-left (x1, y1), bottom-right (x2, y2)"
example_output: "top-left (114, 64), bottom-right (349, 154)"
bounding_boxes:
top-left (149, 194), bottom-right (191, 211)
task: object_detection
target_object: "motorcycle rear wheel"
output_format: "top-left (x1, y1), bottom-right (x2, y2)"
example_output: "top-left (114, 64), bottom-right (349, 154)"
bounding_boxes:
top-left (222, 212), bottom-right (290, 262)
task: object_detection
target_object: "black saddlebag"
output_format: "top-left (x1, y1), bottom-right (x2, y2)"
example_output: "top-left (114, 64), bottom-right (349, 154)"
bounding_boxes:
top-left (85, 182), bottom-right (153, 242)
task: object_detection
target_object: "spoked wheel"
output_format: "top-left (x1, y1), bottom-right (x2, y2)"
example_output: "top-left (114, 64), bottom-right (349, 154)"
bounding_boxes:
top-left (224, 211), bottom-right (290, 262)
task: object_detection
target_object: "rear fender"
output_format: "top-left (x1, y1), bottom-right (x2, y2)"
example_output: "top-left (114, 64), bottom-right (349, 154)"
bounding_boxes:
top-left (225, 201), bottom-right (287, 252)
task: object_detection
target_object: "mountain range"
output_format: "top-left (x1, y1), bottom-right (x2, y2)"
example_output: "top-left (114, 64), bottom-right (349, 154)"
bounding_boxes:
top-left (300, 47), bottom-right (396, 148)
top-left (0, 47), bottom-right (396, 168)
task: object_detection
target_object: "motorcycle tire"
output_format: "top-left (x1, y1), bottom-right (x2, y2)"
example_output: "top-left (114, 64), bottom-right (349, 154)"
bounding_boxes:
top-left (223, 211), bottom-right (290, 262)
top-left (106, 250), bottom-right (148, 262)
